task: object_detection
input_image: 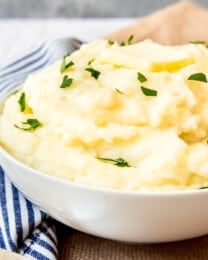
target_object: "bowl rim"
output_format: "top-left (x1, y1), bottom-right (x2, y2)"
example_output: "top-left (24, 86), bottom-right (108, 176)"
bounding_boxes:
top-left (1, 145), bottom-right (208, 197)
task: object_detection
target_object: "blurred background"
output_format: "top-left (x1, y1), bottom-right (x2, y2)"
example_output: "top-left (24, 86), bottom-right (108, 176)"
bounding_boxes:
top-left (1, 0), bottom-right (208, 65)
top-left (0, 0), bottom-right (207, 18)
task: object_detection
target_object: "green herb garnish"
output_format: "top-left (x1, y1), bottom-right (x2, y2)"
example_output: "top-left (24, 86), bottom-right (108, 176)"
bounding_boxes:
top-left (188, 73), bottom-right (207, 82)
top-left (127, 35), bottom-right (134, 45)
top-left (85, 68), bottom-right (101, 79)
top-left (108, 40), bottom-right (114, 45)
top-left (120, 35), bottom-right (134, 46)
top-left (60, 75), bottom-right (73, 88)
top-left (60, 55), bottom-right (74, 73)
top-left (199, 186), bottom-right (208, 189)
top-left (141, 86), bottom-right (157, 96)
top-left (15, 118), bottom-right (42, 131)
top-left (10, 90), bottom-right (19, 96)
top-left (115, 88), bottom-right (124, 94)
top-left (18, 92), bottom-right (26, 112)
top-left (190, 41), bottom-right (206, 45)
top-left (137, 72), bottom-right (147, 83)
top-left (97, 157), bottom-right (131, 167)
top-left (88, 59), bottom-right (95, 66)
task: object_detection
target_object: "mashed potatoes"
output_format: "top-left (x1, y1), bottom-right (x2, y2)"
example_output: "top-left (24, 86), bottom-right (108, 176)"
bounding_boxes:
top-left (1, 39), bottom-right (208, 191)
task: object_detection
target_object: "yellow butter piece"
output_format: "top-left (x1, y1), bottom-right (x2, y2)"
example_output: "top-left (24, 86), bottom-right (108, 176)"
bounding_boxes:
top-left (24, 105), bottom-right (33, 114)
top-left (150, 57), bottom-right (195, 72)
top-left (97, 40), bottom-right (196, 72)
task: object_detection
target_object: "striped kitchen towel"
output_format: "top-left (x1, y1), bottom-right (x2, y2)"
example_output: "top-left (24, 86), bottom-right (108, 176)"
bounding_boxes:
top-left (0, 38), bottom-right (79, 259)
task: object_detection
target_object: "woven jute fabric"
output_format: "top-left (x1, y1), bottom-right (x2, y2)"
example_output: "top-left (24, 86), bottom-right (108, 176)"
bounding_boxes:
top-left (58, 227), bottom-right (208, 260)
top-left (106, 1), bottom-right (208, 45)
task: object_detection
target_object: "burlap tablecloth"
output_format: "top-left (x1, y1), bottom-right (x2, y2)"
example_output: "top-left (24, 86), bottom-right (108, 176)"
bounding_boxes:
top-left (58, 225), bottom-right (208, 260)
top-left (58, 1), bottom-right (208, 259)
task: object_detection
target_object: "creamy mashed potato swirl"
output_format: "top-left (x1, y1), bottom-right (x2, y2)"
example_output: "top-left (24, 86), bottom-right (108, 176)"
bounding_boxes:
top-left (1, 39), bottom-right (208, 191)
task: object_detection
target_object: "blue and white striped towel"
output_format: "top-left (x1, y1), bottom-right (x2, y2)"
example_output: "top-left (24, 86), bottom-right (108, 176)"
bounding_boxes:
top-left (0, 38), bottom-right (78, 259)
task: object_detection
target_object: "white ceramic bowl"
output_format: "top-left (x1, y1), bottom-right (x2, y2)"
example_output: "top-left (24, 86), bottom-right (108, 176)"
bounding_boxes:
top-left (1, 146), bottom-right (208, 243)
top-left (1, 88), bottom-right (208, 243)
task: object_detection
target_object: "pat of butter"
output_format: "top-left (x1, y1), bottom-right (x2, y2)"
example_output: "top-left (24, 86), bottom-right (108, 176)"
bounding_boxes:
top-left (97, 40), bottom-right (195, 72)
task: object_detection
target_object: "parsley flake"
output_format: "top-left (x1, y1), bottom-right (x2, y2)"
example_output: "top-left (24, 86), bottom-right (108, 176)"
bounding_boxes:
top-left (108, 40), bottom-right (114, 45)
top-left (199, 186), bottom-right (208, 189)
top-left (190, 41), bottom-right (206, 45)
top-left (10, 90), bottom-right (19, 96)
top-left (127, 34), bottom-right (134, 45)
top-left (18, 92), bottom-right (26, 112)
top-left (137, 72), bottom-right (147, 83)
top-left (97, 157), bottom-right (131, 167)
top-left (188, 73), bottom-right (208, 82)
top-left (60, 55), bottom-right (74, 73)
top-left (141, 86), bottom-right (157, 96)
top-left (15, 118), bottom-right (42, 131)
top-left (115, 88), bottom-right (124, 94)
top-left (85, 68), bottom-right (101, 79)
top-left (60, 75), bottom-right (73, 88)
top-left (120, 35), bottom-right (134, 46)
top-left (88, 59), bottom-right (95, 66)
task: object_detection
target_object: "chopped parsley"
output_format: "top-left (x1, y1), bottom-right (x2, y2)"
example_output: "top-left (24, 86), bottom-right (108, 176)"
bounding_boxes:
top-left (18, 92), bottom-right (26, 112)
top-left (15, 118), bottom-right (42, 131)
top-left (127, 34), bottom-right (134, 45)
top-left (141, 86), bottom-right (157, 96)
top-left (188, 73), bottom-right (208, 83)
top-left (60, 75), bottom-right (73, 88)
top-left (137, 72), bottom-right (147, 83)
top-left (97, 157), bottom-right (131, 167)
top-left (10, 90), bottom-right (19, 96)
top-left (108, 40), bottom-right (114, 45)
top-left (85, 68), bottom-right (101, 79)
top-left (88, 59), bottom-right (95, 66)
top-left (190, 41), bottom-right (206, 45)
top-left (115, 88), bottom-right (124, 94)
top-left (199, 186), bottom-right (208, 189)
top-left (60, 55), bottom-right (74, 73)
top-left (120, 34), bottom-right (134, 46)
